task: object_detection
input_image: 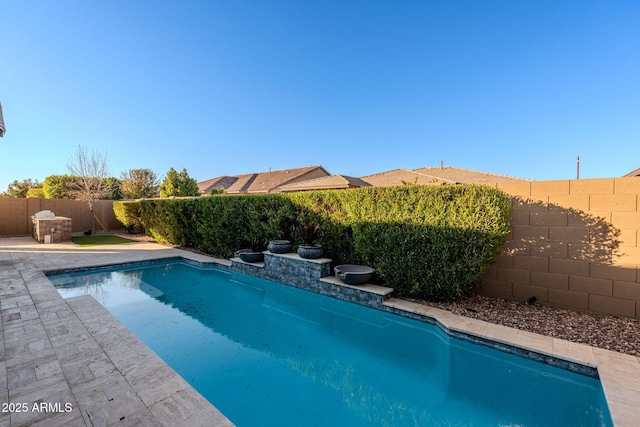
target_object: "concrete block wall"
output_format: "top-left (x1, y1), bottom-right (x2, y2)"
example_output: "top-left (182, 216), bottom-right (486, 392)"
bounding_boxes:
top-left (481, 178), bottom-right (640, 318)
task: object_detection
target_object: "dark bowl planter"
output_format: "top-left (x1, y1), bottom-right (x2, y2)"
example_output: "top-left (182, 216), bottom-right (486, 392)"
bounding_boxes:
top-left (267, 240), bottom-right (292, 254)
top-left (297, 244), bottom-right (324, 259)
top-left (235, 249), bottom-right (264, 263)
top-left (334, 264), bottom-right (374, 285)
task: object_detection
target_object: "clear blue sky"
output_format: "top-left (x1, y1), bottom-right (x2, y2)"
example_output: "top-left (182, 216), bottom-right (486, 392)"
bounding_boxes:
top-left (1, 0), bottom-right (639, 191)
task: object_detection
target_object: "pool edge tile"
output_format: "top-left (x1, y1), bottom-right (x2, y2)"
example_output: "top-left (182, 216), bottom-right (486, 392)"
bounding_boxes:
top-left (552, 338), bottom-right (597, 367)
top-left (594, 349), bottom-right (640, 427)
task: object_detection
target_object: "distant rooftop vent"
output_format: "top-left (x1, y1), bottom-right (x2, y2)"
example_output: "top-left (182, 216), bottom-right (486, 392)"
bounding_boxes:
top-left (0, 102), bottom-right (5, 137)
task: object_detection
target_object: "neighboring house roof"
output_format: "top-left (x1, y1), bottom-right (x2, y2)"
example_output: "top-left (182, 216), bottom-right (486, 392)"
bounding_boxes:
top-left (199, 164), bottom-right (529, 195)
top-left (197, 176), bottom-right (239, 194)
top-left (623, 167), bottom-right (640, 177)
top-left (360, 168), bottom-right (450, 187)
top-left (225, 173), bottom-right (257, 193)
top-left (198, 165), bottom-right (331, 194)
top-left (279, 174), bottom-right (371, 192)
top-left (413, 166), bottom-right (529, 184)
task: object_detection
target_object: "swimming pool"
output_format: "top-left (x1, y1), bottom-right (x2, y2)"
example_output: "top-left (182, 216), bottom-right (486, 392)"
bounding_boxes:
top-left (49, 259), bottom-right (612, 426)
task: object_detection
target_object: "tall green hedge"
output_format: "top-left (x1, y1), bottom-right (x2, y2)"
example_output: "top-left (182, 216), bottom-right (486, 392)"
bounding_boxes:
top-left (121, 185), bottom-right (512, 301)
top-left (113, 200), bottom-right (145, 234)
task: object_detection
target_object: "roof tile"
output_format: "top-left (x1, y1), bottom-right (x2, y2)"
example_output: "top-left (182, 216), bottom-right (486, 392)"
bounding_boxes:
top-left (360, 168), bottom-right (448, 187)
top-left (198, 166), bottom-right (330, 194)
top-left (279, 174), bottom-right (371, 192)
top-left (413, 166), bottom-right (529, 183)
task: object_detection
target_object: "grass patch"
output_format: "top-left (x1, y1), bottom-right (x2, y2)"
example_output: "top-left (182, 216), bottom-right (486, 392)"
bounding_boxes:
top-left (72, 235), bottom-right (137, 246)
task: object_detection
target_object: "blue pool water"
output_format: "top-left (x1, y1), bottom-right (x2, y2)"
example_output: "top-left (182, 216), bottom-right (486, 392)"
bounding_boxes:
top-left (49, 260), bottom-right (612, 427)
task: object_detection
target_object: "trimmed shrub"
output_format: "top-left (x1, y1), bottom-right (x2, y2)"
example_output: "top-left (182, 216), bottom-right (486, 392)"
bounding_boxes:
top-left (113, 201), bottom-right (144, 234)
top-left (190, 194), bottom-right (300, 257)
top-left (138, 185), bottom-right (512, 301)
top-left (138, 198), bottom-right (198, 245)
top-left (345, 185), bottom-right (512, 300)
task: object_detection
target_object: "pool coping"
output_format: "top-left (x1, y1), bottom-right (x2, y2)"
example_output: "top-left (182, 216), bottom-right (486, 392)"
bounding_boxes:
top-left (2, 238), bottom-right (639, 426)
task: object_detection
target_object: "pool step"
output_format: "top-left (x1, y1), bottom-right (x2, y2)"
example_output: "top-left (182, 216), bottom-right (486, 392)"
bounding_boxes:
top-left (318, 276), bottom-right (394, 308)
top-left (139, 281), bottom-right (165, 299)
top-left (319, 276), bottom-right (394, 298)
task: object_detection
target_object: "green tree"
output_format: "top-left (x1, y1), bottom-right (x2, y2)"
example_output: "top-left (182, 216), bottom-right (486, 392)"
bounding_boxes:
top-left (104, 177), bottom-right (123, 200)
top-left (120, 168), bottom-right (160, 199)
top-left (27, 187), bottom-right (44, 199)
top-left (42, 174), bottom-right (120, 200)
top-left (159, 167), bottom-right (199, 197)
top-left (26, 187), bottom-right (45, 198)
top-left (43, 175), bottom-right (76, 199)
top-left (0, 179), bottom-right (41, 198)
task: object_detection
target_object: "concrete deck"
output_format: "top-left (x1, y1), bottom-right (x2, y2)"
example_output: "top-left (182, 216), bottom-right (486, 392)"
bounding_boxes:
top-left (1, 237), bottom-right (639, 426)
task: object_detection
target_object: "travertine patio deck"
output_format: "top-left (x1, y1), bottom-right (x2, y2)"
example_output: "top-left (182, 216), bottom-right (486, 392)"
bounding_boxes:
top-left (1, 236), bottom-right (639, 426)
top-left (0, 237), bottom-right (233, 427)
